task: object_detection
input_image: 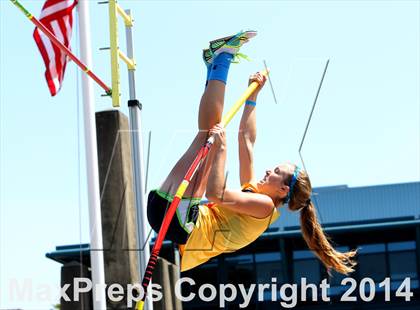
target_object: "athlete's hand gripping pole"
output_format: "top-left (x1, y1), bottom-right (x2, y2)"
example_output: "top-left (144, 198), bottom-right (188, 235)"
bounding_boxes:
top-left (136, 69), bottom-right (269, 310)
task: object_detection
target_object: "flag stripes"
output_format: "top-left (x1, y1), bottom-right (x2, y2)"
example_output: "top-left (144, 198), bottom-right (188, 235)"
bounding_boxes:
top-left (33, 0), bottom-right (77, 96)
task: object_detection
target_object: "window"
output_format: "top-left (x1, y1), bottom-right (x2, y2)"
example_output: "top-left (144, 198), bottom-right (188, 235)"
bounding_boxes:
top-left (359, 243), bottom-right (386, 254)
top-left (255, 252), bottom-right (283, 284)
top-left (226, 254), bottom-right (255, 287)
top-left (388, 241), bottom-right (418, 286)
top-left (357, 243), bottom-right (387, 282)
top-left (183, 257), bottom-right (219, 287)
top-left (389, 251), bottom-right (417, 279)
top-left (388, 241), bottom-right (416, 252)
top-left (293, 250), bottom-right (321, 284)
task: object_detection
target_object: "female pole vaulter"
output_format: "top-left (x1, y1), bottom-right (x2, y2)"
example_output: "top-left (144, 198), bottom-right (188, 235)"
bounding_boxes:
top-left (147, 30), bottom-right (357, 275)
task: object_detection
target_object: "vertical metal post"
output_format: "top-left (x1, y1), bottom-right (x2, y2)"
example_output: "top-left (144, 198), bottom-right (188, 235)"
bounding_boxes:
top-left (279, 238), bottom-right (293, 283)
top-left (124, 9), bottom-right (153, 310)
top-left (415, 226), bottom-right (420, 282)
top-left (77, 1), bottom-right (107, 309)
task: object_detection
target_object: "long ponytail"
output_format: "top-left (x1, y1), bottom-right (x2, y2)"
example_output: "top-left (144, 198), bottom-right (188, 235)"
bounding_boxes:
top-left (287, 168), bottom-right (357, 275)
top-left (300, 202), bottom-right (357, 275)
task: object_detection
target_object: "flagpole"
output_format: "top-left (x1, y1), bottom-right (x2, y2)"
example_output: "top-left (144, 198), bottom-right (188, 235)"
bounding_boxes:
top-left (77, 1), bottom-right (107, 309)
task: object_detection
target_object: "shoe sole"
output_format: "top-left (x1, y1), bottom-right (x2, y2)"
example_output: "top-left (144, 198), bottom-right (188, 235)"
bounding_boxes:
top-left (209, 30), bottom-right (257, 56)
top-left (209, 30), bottom-right (257, 45)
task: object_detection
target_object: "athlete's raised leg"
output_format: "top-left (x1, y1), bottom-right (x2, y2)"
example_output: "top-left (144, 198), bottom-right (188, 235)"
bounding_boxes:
top-left (159, 31), bottom-right (256, 199)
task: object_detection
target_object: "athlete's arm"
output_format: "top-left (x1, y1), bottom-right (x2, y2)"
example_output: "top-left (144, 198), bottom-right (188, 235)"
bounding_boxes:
top-left (238, 72), bottom-right (266, 185)
top-left (205, 124), bottom-right (228, 202)
top-left (206, 123), bottom-right (274, 219)
top-left (209, 189), bottom-right (275, 218)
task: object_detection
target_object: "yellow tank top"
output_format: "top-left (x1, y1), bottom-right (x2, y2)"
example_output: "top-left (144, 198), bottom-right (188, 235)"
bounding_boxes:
top-left (180, 183), bottom-right (280, 272)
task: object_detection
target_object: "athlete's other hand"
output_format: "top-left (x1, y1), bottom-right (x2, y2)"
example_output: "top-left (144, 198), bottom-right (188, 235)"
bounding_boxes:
top-left (248, 71), bottom-right (267, 96)
top-left (209, 123), bottom-right (226, 148)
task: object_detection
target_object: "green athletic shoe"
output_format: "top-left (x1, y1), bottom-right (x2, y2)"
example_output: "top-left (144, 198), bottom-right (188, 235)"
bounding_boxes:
top-left (209, 30), bottom-right (257, 61)
top-left (202, 48), bottom-right (213, 67)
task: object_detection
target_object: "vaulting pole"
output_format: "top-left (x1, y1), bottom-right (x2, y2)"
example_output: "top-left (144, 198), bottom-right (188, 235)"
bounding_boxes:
top-left (136, 70), bottom-right (268, 310)
top-left (77, 1), bottom-right (107, 309)
top-left (10, 0), bottom-right (112, 96)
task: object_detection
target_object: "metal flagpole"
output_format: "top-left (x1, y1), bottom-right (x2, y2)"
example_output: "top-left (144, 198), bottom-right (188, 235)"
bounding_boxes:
top-left (124, 9), bottom-right (153, 310)
top-left (77, 1), bottom-right (107, 309)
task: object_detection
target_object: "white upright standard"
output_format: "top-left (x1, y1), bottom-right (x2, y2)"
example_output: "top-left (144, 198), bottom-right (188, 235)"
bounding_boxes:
top-left (77, 0), bottom-right (107, 309)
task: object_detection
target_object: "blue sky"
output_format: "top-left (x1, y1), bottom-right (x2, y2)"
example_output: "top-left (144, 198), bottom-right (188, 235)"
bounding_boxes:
top-left (1, 0), bottom-right (419, 308)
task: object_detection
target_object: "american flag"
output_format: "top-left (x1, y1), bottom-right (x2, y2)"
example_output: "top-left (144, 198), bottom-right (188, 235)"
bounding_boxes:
top-left (33, 0), bottom-right (78, 96)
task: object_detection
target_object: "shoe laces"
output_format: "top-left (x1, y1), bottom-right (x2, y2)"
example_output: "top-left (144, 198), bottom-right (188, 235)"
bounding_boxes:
top-left (231, 52), bottom-right (251, 64)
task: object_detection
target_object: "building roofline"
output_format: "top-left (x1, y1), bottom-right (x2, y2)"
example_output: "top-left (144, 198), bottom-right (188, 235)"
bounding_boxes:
top-left (261, 218), bottom-right (420, 239)
top-left (313, 180), bottom-right (420, 192)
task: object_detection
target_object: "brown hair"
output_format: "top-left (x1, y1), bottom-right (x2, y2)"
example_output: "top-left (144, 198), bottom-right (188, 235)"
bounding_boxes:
top-left (285, 169), bottom-right (358, 275)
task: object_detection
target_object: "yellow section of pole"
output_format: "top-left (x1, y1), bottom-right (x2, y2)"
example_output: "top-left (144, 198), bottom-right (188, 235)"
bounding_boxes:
top-left (221, 69), bottom-right (268, 127)
top-left (10, 0), bottom-right (33, 18)
top-left (174, 180), bottom-right (189, 199)
top-left (109, 0), bottom-right (120, 107)
top-left (136, 300), bottom-right (144, 310)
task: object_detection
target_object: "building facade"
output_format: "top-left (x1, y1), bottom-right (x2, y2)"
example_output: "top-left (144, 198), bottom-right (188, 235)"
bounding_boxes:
top-left (47, 181), bottom-right (420, 309)
top-left (176, 182), bottom-right (420, 309)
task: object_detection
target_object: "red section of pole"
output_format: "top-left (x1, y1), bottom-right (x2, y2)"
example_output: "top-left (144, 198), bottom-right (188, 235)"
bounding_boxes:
top-left (10, 0), bottom-right (112, 96)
